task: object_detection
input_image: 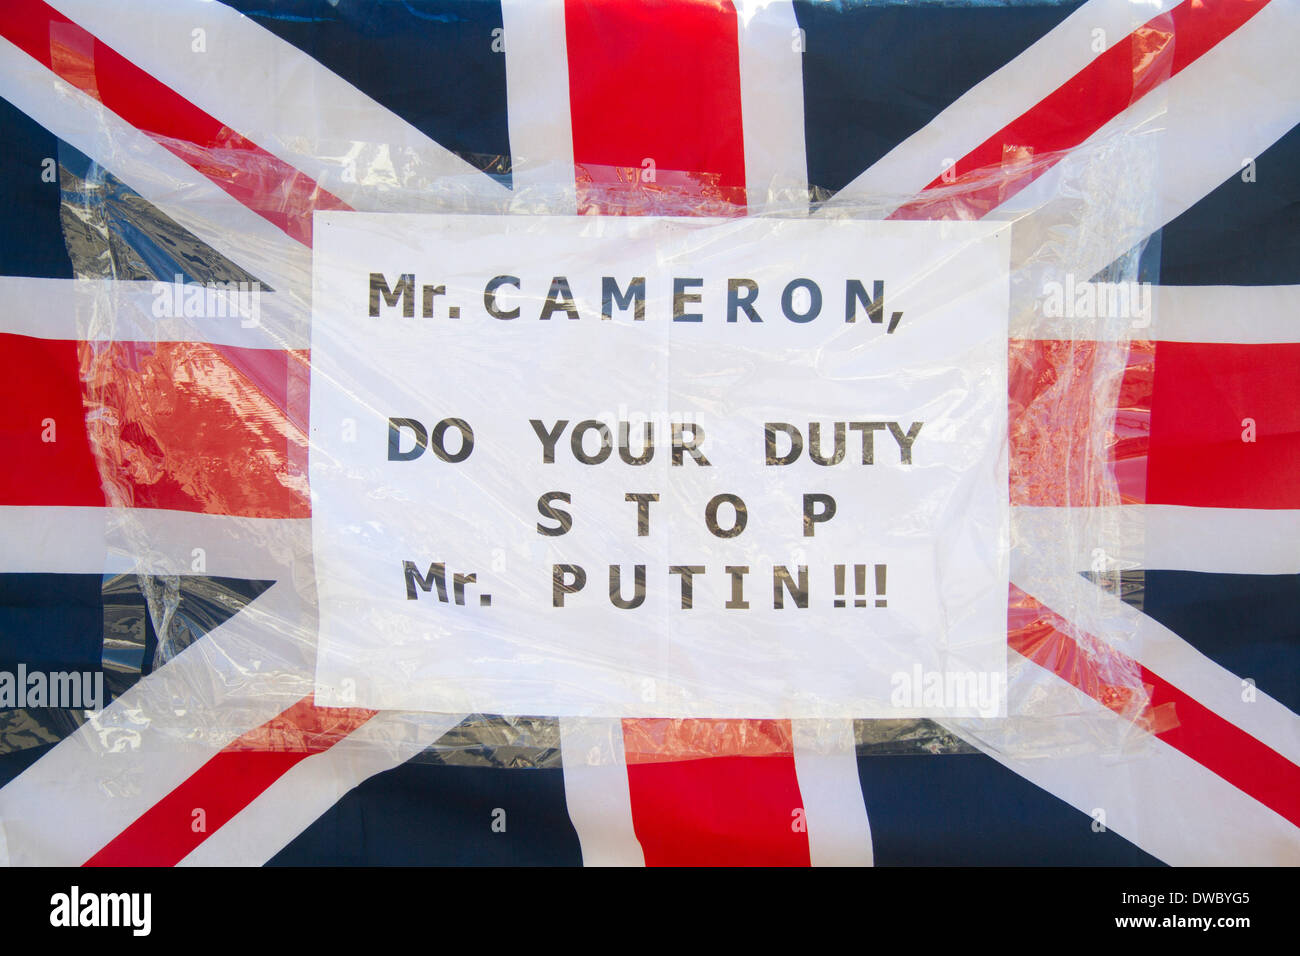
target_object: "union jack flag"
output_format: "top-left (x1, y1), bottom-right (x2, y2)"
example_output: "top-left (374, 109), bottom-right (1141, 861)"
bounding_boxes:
top-left (0, 0), bottom-right (1296, 866)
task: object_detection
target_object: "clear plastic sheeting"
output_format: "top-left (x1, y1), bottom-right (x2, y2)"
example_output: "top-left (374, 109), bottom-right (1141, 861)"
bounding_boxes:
top-left (0, 0), bottom-right (1187, 797)
top-left (69, 141), bottom-right (1162, 756)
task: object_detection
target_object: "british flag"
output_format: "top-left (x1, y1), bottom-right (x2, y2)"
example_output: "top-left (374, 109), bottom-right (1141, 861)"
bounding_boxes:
top-left (0, 0), bottom-right (1296, 866)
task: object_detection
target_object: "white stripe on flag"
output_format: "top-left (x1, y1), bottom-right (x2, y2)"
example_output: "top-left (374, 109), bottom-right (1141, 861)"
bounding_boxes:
top-left (1140, 505), bottom-right (1300, 575)
top-left (0, 507), bottom-right (115, 575)
top-left (44, 0), bottom-right (509, 214)
top-left (0, 34), bottom-right (310, 297)
top-left (1, 741), bottom-right (245, 866)
top-left (1026, 285), bottom-right (1300, 342)
top-left (1146, 286), bottom-right (1300, 344)
top-left (178, 712), bottom-right (464, 866)
top-left (1015, 505), bottom-right (1300, 578)
top-left (0, 507), bottom-right (311, 581)
top-left (0, 277), bottom-right (308, 349)
top-left (996, 0), bottom-right (1300, 283)
top-left (736, 0), bottom-right (809, 213)
top-left (792, 718), bottom-right (873, 866)
top-left (1141, 0), bottom-right (1300, 252)
top-left (820, 0), bottom-right (1154, 212)
top-left (558, 718), bottom-right (645, 867)
top-left (942, 661), bottom-right (1300, 865)
top-left (0, 580), bottom-right (312, 865)
top-left (1011, 565), bottom-right (1300, 764)
top-left (502, 0), bottom-right (578, 214)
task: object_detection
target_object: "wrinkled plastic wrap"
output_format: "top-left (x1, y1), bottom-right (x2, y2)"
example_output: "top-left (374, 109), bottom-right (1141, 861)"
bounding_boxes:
top-left (0, 0), bottom-right (1228, 863)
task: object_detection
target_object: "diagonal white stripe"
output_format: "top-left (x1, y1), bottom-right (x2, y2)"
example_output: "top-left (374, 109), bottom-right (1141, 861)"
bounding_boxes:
top-left (0, 34), bottom-right (310, 299)
top-left (995, 0), bottom-right (1300, 285)
top-left (0, 579), bottom-right (315, 865)
top-left (821, 0), bottom-right (1160, 212)
top-left (941, 658), bottom-right (1300, 865)
top-left (44, 0), bottom-right (509, 214)
top-left (178, 712), bottom-right (463, 866)
top-left (1010, 565), bottom-right (1300, 763)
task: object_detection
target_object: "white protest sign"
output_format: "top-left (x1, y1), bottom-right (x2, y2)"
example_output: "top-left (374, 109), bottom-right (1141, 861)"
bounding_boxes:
top-left (310, 213), bottom-right (1009, 718)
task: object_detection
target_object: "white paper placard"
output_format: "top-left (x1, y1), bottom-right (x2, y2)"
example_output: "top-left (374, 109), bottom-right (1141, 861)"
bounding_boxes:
top-left (310, 213), bottom-right (1010, 718)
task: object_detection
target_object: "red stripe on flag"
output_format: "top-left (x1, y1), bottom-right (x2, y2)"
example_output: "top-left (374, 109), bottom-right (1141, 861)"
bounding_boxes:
top-left (1009, 338), bottom-right (1144, 507)
top-left (1010, 585), bottom-right (1300, 829)
top-left (84, 697), bottom-right (375, 867)
top-left (0, 334), bottom-right (105, 507)
top-left (890, 0), bottom-right (1271, 220)
top-left (1145, 341), bottom-right (1300, 509)
top-left (1009, 337), bottom-right (1160, 507)
top-left (564, 0), bottom-right (747, 214)
top-left (0, 334), bottom-right (309, 517)
top-left (622, 719), bottom-right (811, 866)
top-left (566, 0), bottom-right (800, 865)
top-left (15, 335), bottom-right (1278, 515)
top-left (1009, 339), bottom-right (1298, 509)
top-left (1112, 342), bottom-right (1154, 504)
top-left (82, 340), bottom-right (311, 517)
top-left (1, 0), bottom-right (350, 245)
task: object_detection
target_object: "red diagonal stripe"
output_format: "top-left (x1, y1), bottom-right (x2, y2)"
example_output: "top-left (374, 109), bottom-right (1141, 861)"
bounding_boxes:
top-left (890, 0), bottom-right (1271, 220)
top-left (84, 697), bottom-right (375, 867)
top-left (2, 0), bottom-right (350, 245)
top-left (1010, 585), bottom-right (1300, 828)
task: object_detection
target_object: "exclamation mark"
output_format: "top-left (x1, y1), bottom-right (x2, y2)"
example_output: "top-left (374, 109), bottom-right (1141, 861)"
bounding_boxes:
top-left (854, 564), bottom-right (867, 607)
top-left (874, 564), bottom-right (887, 607)
top-left (833, 564), bottom-right (846, 608)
